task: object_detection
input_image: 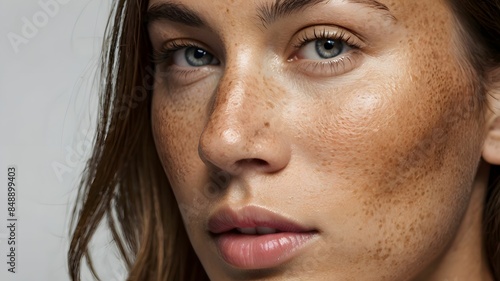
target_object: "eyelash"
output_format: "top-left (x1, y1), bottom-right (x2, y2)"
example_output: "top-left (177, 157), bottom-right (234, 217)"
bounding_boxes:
top-left (151, 40), bottom-right (203, 65)
top-left (151, 28), bottom-right (363, 78)
top-left (289, 28), bottom-right (362, 76)
top-left (294, 28), bottom-right (360, 50)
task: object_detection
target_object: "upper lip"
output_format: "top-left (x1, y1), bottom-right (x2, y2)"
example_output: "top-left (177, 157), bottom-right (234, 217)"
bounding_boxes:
top-left (208, 205), bottom-right (316, 234)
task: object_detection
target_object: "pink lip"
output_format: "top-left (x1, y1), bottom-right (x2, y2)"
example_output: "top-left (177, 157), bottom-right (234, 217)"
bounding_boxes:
top-left (208, 206), bottom-right (318, 269)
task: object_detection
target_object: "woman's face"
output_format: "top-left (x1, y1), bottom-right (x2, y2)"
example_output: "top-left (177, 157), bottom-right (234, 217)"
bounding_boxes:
top-left (149, 0), bottom-right (487, 279)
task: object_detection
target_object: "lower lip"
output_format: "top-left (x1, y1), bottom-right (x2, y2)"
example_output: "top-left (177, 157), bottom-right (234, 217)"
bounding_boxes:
top-left (214, 232), bottom-right (318, 269)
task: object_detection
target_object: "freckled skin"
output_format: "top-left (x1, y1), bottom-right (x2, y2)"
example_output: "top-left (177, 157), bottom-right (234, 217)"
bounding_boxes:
top-left (149, 0), bottom-right (491, 280)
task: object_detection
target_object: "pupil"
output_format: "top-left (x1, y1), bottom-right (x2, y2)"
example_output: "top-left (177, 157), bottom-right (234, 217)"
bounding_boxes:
top-left (324, 40), bottom-right (335, 50)
top-left (315, 39), bottom-right (342, 59)
top-left (194, 49), bottom-right (206, 59)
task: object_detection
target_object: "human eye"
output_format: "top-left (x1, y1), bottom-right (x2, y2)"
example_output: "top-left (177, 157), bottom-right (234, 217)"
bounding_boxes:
top-left (152, 40), bottom-right (219, 68)
top-left (288, 27), bottom-right (364, 77)
top-left (151, 40), bottom-right (220, 85)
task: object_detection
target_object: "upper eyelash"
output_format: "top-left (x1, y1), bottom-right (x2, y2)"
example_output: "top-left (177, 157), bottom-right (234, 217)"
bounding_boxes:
top-left (151, 41), bottom-right (201, 65)
top-left (151, 28), bottom-right (360, 66)
top-left (294, 28), bottom-right (360, 50)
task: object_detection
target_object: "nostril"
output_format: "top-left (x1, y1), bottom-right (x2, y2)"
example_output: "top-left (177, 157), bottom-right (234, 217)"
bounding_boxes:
top-left (236, 158), bottom-right (269, 168)
top-left (252, 158), bottom-right (269, 166)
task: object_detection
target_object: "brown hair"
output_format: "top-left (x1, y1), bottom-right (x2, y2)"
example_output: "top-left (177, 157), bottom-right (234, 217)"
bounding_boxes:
top-left (68, 0), bottom-right (206, 279)
top-left (68, 0), bottom-right (500, 280)
top-left (446, 0), bottom-right (500, 278)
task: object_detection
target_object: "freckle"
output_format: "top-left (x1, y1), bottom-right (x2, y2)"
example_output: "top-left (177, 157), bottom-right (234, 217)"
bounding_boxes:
top-left (404, 235), bottom-right (411, 245)
top-left (264, 122), bottom-right (270, 128)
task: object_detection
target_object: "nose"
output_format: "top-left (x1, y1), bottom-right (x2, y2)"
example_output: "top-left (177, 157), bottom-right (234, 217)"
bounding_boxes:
top-left (198, 67), bottom-right (291, 176)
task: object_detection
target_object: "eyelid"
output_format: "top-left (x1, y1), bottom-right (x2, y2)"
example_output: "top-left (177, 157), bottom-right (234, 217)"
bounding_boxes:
top-left (287, 26), bottom-right (365, 77)
top-left (151, 39), bottom-right (218, 66)
top-left (290, 26), bottom-right (365, 55)
top-left (151, 38), bottom-right (221, 86)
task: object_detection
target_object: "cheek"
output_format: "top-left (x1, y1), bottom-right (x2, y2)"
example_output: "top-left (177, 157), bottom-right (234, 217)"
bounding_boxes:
top-left (293, 82), bottom-right (481, 278)
top-left (151, 84), bottom-right (219, 241)
top-left (292, 28), bottom-right (484, 276)
top-left (151, 82), bottom-right (210, 201)
top-left (153, 101), bottom-right (196, 182)
top-left (294, 3), bottom-right (484, 200)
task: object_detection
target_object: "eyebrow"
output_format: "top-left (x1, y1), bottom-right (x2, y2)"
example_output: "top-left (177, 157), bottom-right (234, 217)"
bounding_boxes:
top-left (146, 2), bottom-right (205, 27)
top-left (257, 0), bottom-right (330, 26)
top-left (146, 0), bottom-right (395, 28)
top-left (258, 0), bottom-right (396, 26)
top-left (347, 0), bottom-right (396, 20)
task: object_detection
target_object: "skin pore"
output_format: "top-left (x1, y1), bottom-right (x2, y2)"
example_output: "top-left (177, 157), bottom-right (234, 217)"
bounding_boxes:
top-left (147, 0), bottom-right (496, 280)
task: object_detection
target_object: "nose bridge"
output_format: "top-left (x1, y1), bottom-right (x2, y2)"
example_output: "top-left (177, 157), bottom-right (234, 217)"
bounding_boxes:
top-left (198, 50), bottom-right (291, 175)
top-left (211, 52), bottom-right (269, 135)
top-left (213, 20), bottom-right (269, 117)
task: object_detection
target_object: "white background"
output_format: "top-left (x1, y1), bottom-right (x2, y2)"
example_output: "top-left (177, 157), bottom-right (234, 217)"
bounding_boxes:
top-left (0, 0), bottom-right (125, 280)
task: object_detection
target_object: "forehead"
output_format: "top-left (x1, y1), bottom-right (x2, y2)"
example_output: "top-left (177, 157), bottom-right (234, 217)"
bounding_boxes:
top-left (146, 0), bottom-right (448, 24)
top-left (146, 0), bottom-right (456, 53)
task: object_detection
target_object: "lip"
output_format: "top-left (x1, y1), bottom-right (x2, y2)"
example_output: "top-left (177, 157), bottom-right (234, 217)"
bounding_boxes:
top-left (208, 206), bottom-right (319, 269)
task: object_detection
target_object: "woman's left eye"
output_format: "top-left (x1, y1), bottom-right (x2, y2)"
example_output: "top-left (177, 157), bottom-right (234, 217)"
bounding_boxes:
top-left (288, 29), bottom-right (363, 76)
top-left (297, 38), bottom-right (352, 60)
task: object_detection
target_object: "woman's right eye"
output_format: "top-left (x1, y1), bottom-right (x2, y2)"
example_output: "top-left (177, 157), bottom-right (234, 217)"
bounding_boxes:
top-left (172, 46), bottom-right (219, 67)
top-left (152, 42), bottom-right (220, 68)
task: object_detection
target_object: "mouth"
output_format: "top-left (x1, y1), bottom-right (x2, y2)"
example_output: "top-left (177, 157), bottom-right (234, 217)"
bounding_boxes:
top-left (208, 206), bottom-right (319, 270)
top-left (233, 226), bottom-right (281, 235)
